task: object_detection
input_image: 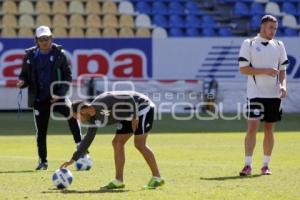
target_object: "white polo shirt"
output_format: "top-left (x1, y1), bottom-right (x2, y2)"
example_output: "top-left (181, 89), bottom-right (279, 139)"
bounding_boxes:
top-left (238, 34), bottom-right (288, 98)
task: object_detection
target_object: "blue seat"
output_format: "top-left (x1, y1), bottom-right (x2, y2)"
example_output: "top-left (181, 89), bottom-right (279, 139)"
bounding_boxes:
top-left (168, 15), bottom-right (185, 28)
top-left (202, 15), bottom-right (216, 28)
top-left (284, 27), bottom-right (298, 36)
top-left (250, 15), bottom-right (262, 29)
top-left (168, 2), bottom-right (185, 15)
top-left (185, 28), bottom-right (201, 37)
top-left (250, 3), bottom-right (265, 15)
top-left (135, 2), bottom-right (151, 14)
top-left (218, 27), bottom-right (233, 36)
top-left (297, 4), bottom-right (300, 16)
top-left (282, 2), bottom-right (297, 15)
top-left (169, 28), bottom-right (184, 37)
top-left (234, 2), bottom-right (250, 16)
top-left (185, 2), bottom-right (199, 15)
top-left (153, 15), bottom-right (168, 27)
top-left (152, 2), bottom-right (168, 15)
top-left (202, 28), bottom-right (217, 36)
top-left (185, 15), bottom-right (201, 28)
top-left (275, 28), bottom-right (284, 37)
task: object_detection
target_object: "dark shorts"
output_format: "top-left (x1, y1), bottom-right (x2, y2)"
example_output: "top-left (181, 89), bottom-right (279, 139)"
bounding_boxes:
top-left (246, 98), bottom-right (282, 123)
top-left (116, 107), bottom-right (154, 135)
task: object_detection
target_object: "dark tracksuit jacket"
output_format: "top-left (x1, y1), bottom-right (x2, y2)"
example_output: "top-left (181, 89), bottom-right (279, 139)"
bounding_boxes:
top-left (72, 91), bottom-right (154, 161)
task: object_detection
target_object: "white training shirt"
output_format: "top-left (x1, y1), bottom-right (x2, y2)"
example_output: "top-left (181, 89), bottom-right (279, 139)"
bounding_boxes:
top-left (238, 34), bottom-right (288, 98)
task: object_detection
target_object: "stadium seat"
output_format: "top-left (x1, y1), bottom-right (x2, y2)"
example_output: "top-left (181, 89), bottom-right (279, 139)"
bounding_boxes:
top-left (250, 15), bottom-right (262, 29)
top-left (218, 27), bottom-right (233, 36)
top-left (119, 27), bottom-right (135, 37)
top-left (52, 27), bottom-right (68, 38)
top-left (102, 27), bottom-right (118, 38)
top-left (185, 2), bottom-right (199, 15)
top-left (250, 3), bottom-right (265, 15)
top-left (68, 1), bottom-right (85, 14)
top-left (1, 28), bottom-right (17, 37)
top-left (18, 27), bottom-right (33, 37)
top-left (152, 15), bottom-right (168, 27)
top-left (18, 0), bottom-right (34, 14)
top-left (282, 14), bottom-right (300, 28)
top-left (202, 15), bottom-right (217, 28)
top-left (69, 14), bottom-right (85, 28)
top-left (18, 14), bottom-right (35, 28)
top-left (102, 1), bottom-right (118, 14)
top-left (86, 28), bottom-right (101, 38)
top-left (1, 1), bottom-right (18, 14)
top-left (202, 28), bottom-right (217, 36)
top-left (135, 2), bottom-right (151, 14)
top-left (52, 1), bottom-right (67, 14)
top-left (136, 27), bottom-right (151, 37)
top-left (298, 4), bottom-right (300, 16)
top-left (36, 15), bottom-right (52, 27)
top-left (282, 2), bottom-right (297, 15)
top-left (255, 0), bottom-right (269, 3)
top-left (102, 14), bottom-right (119, 28)
top-left (135, 14), bottom-right (152, 28)
top-left (168, 15), bottom-right (185, 28)
top-left (169, 28), bottom-right (184, 37)
top-left (69, 27), bottom-right (84, 37)
top-left (168, 2), bottom-right (185, 15)
top-left (119, 1), bottom-right (135, 15)
top-left (86, 14), bottom-right (102, 28)
top-left (152, 2), bottom-right (168, 15)
top-left (284, 27), bottom-right (299, 36)
top-left (2, 15), bottom-right (18, 28)
top-left (35, 1), bottom-right (51, 14)
top-left (185, 15), bottom-right (201, 28)
top-left (185, 28), bottom-right (201, 37)
top-left (265, 2), bottom-right (283, 16)
top-left (52, 14), bottom-right (68, 28)
top-left (85, 0), bottom-right (101, 14)
top-left (234, 2), bottom-right (250, 16)
top-left (152, 27), bottom-right (168, 38)
top-left (119, 15), bottom-right (134, 28)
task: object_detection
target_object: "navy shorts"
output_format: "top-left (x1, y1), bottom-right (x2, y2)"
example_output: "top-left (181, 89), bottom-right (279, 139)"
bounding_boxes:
top-left (116, 107), bottom-right (154, 135)
top-left (246, 98), bottom-right (282, 122)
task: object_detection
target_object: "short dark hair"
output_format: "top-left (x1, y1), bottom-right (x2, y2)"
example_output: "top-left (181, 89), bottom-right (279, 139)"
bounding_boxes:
top-left (71, 100), bottom-right (89, 113)
top-left (261, 15), bottom-right (277, 25)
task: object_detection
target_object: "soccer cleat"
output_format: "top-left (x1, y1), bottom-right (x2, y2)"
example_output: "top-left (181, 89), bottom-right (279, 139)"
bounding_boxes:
top-left (100, 180), bottom-right (125, 190)
top-left (239, 165), bottom-right (252, 176)
top-left (144, 177), bottom-right (165, 189)
top-left (261, 166), bottom-right (272, 175)
top-left (35, 162), bottom-right (48, 170)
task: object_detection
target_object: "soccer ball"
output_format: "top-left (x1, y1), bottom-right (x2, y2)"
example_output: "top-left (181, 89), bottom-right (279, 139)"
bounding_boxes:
top-left (75, 154), bottom-right (93, 170)
top-left (52, 168), bottom-right (73, 189)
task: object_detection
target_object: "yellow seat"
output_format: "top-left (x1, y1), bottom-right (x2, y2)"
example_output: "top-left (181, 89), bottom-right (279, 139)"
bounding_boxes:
top-left (119, 27), bottom-right (134, 38)
top-left (69, 1), bottom-right (85, 14)
top-left (136, 27), bottom-right (151, 38)
top-left (85, 0), bottom-right (101, 14)
top-left (86, 28), bottom-right (101, 38)
top-left (18, 27), bottom-right (33, 37)
top-left (1, 28), bottom-right (17, 37)
top-left (69, 27), bottom-right (84, 37)
top-left (2, 1), bottom-right (18, 14)
top-left (119, 15), bottom-right (134, 28)
top-left (35, 1), bottom-right (51, 14)
top-left (36, 14), bottom-right (52, 27)
top-left (102, 1), bottom-right (117, 14)
top-left (2, 14), bottom-right (18, 28)
top-left (86, 14), bottom-right (102, 28)
top-left (19, 14), bottom-right (35, 28)
top-left (102, 27), bottom-right (118, 38)
top-left (69, 14), bottom-right (85, 28)
top-left (52, 1), bottom-right (67, 14)
top-left (52, 27), bottom-right (68, 38)
top-left (18, 0), bottom-right (34, 14)
top-left (102, 14), bottom-right (118, 28)
top-left (52, 14), bottom-right (68, 28)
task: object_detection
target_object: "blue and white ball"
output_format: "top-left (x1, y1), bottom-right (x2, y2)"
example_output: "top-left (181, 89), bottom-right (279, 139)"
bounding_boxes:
top-left (75, 154), bottom-right (93, 170)
top-left (52, 168), bottom-right (73, 189)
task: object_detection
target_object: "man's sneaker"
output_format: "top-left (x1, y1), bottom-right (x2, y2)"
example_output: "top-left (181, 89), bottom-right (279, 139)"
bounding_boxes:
top-left (239, 165), bottom-right (252, 176)
top-left (100, 180), bottom-right (125, 190)
top-left (144, 177), bottom-right (165, 189)
top-left (261, 166), bottom-right (272, 175)
top-left (35, 162), bottom-right (48, 170)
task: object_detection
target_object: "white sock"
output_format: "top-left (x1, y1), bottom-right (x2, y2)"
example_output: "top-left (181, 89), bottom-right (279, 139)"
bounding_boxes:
top-left (263, 155), bottom-right (271, 167)
top-left (245, 156), bottom-right (252, 166)
top-left (152, 176), bottom-right (161, 180)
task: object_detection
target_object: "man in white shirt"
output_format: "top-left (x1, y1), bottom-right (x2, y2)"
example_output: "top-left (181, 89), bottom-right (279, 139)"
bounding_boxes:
top-left (238, 15), bottom-right (288, 176)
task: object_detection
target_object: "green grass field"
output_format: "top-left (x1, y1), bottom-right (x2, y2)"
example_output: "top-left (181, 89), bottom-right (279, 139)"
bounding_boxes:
top-left (0, 113), bottom-right (299, 200)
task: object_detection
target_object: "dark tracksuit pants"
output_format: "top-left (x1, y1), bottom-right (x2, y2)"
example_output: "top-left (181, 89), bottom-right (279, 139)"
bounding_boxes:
top-left (33, 99), bottom-right (82, 163)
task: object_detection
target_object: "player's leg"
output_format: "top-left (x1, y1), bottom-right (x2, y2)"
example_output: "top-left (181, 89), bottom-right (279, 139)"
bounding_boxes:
top-left (33, 102), bottom-right (50, 170)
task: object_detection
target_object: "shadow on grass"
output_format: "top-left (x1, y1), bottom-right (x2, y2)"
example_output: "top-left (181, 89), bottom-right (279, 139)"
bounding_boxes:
top-left (200, 174), bottom-right (262, 181)
top-left (0, 170), bottom-right (35, 174)
top-left (43, 188), bottom-right (130, 194)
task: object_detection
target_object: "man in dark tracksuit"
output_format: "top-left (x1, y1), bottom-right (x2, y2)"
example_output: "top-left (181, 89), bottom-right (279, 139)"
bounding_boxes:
top-left (17, 26), bottom-right (82, 170)
top-left (60, 91), bottom-right (165, 189)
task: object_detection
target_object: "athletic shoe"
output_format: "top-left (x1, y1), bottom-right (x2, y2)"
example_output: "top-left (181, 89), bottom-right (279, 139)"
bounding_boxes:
top-left (239, 165), bottom-right (252, 176)
top-left (100, 179), bottom-right (125, 190)
top-left (261, 166), bottom-right (272, 175)
top-left (35, 162), bottom-right (48, 170)
top-left (144, 177), bottom-right (165, 189)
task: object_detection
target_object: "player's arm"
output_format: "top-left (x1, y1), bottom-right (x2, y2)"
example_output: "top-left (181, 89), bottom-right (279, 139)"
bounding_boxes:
top-left (278, 40), bottom-right (288, 98)
top-left (17, 52), bottom-right (30, 88)
top-left (60, 127), bottom-right (97, 168)
top-left (127, 96), bottom-right (139, 132)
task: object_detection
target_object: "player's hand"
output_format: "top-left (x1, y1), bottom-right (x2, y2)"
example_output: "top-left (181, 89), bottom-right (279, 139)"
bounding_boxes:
top-left (60, 159), bottom-right (74, 169)
top-left (132, 118), bottom-right (139, 132)
top-left (51, 95), bottom-right (60, 103)
top-left (280, 87), bottom-right (287, 98)
top-left (265, 68), bottom-right (279, 77)
top-left (16, 80), bottom-right (24, 88)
